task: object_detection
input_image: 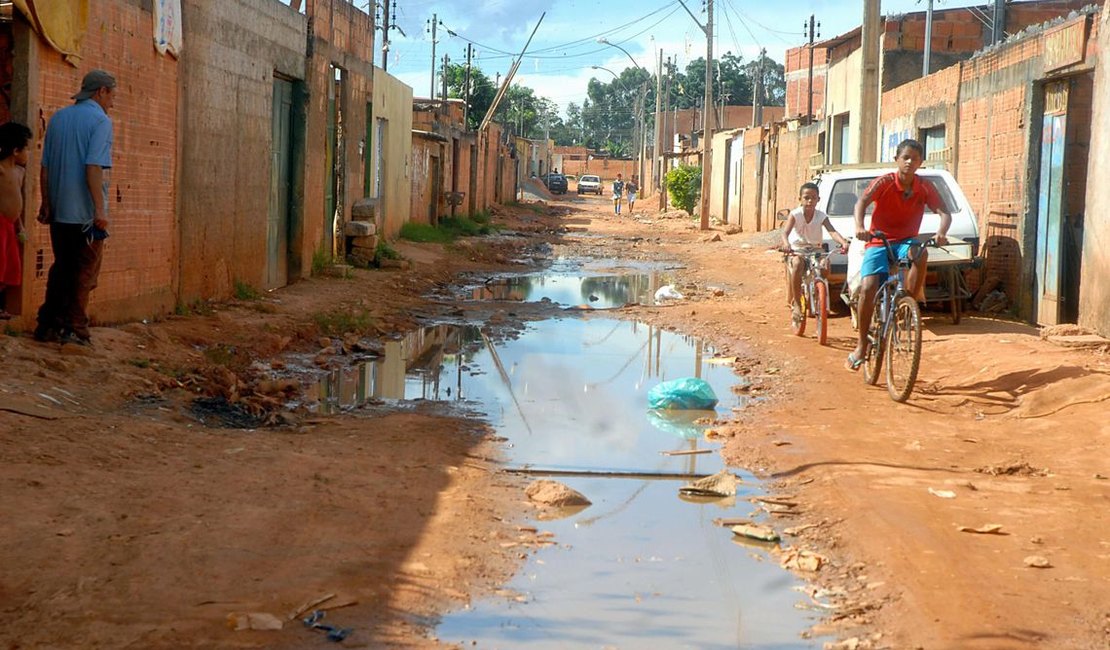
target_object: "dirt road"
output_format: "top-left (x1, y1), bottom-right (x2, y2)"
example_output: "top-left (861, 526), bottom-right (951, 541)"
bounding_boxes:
top-left (1, 196), bottom-right (1107, 649)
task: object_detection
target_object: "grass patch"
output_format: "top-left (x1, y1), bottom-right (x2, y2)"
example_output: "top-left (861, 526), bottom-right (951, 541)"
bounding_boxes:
top-left (375, 239), bottom-right (402, 261)
top-left (126, 357), bottom-right (153, 369)
top-left (312, 307), bottom-right (374, 337)
top-left (400, 214), bottom-right (496, 243)
top-left (311, 249), bottom-right (333, 276)
top-left (174, 300), bottom-right (214, 317)
top-left (233, 280), bottom-right (261, 301)
top-left (203, 344), bottom-right (237, 367)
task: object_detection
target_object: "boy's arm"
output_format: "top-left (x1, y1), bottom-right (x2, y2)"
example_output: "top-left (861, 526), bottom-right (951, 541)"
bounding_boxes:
top-left (780, 214), bottom-right (797, 250)
top-left (924, 182), bottom-right (951, 245)
top-left (823, 219), bottom-right (850, 249)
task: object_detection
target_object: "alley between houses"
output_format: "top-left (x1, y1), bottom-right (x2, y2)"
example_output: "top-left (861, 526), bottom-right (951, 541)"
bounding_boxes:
top-left (1, 196), bottom-right (1107, 649)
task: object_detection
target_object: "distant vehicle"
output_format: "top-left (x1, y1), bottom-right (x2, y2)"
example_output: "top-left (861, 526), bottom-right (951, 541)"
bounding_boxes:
top-left (541, 173), bottom-right (568, 194)
top-left (577, 174), bottom-right (603, 195)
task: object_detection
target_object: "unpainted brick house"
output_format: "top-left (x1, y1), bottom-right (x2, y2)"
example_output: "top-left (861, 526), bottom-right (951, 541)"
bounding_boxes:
top-left (1, 0), bottom-right (417, 327)
top-left (717, 2), bottom-right (1107, 332)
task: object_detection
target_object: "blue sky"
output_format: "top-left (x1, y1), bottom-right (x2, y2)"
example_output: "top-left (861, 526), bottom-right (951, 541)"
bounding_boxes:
top-left (382, 0), bottom-right (993, 115)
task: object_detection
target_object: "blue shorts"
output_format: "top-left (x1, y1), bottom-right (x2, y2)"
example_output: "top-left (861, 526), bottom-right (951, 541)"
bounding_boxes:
top-left (860, 242), bottom-right (913, 279)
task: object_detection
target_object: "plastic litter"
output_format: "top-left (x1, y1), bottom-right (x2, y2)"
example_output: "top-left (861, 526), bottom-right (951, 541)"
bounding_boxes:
top-left (654, 284), bottom-right (684, 301)
top-left (648, 377), bottom-right (719, 410)
top-left (303, 610), bottom-right (352, 642)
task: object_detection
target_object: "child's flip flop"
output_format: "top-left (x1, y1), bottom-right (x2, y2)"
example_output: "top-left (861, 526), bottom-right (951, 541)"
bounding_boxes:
top-left (846, 352), bottom-right (864, 371)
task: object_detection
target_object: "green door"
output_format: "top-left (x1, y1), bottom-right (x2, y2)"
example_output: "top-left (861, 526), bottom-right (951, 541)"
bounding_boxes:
top-left (267, 78), bottom-right (294, 289)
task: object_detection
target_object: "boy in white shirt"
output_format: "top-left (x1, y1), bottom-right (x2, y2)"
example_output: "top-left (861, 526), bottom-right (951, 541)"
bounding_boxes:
top-left (780, 182), bottom-right (849, 324)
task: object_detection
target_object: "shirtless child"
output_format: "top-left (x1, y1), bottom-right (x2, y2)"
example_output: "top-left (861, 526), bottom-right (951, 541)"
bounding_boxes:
top-left (0, 122), bottom-right (32, 319)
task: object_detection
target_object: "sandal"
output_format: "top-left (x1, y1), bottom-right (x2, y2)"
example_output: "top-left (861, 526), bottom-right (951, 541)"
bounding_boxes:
top-left (846, 352), bottom-right (864, 371)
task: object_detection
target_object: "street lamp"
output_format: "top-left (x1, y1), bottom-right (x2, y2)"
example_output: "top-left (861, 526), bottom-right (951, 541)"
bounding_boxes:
top-left (596, 38), bottom-right (649, 199)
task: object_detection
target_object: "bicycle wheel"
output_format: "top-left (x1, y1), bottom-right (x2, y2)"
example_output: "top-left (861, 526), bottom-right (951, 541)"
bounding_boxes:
top-left (815, 281), bottom-right (829, 346)
top-left (792, 285), bottom-right (808, 337)
top-left (886, 296), bottom-right (923, 402)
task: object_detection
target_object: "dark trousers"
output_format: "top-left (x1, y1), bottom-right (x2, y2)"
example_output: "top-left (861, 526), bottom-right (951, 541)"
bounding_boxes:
top-left (36, 223), bottom-right (103, 339)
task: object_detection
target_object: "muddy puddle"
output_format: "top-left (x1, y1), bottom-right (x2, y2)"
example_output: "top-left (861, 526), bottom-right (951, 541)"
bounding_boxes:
top-left (421, 317), bottom-right (823, 649)
top-left (297, 276), bottom-right (823, 646)
top-left (466, 263), bottom-right (684, 308)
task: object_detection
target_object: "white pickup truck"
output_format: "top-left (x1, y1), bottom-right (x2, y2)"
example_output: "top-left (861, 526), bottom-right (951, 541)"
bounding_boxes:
top-left (804, 165), bottom-right (980, 322)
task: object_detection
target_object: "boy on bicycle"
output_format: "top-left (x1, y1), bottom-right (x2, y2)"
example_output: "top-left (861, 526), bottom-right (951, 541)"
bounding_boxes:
top-left (781, 182), bottom-right (849, 326)
top-left (846, 139), bottom-right (950, 371)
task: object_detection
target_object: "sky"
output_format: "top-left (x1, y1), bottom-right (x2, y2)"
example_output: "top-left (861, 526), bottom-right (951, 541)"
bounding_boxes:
top-left (379, 0), bottom-right (996, 117)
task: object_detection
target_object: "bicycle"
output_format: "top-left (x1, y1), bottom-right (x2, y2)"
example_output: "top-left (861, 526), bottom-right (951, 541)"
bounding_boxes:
top-left (858, 232), bottom-right (937, 402)
top-left (784, 246), bottom-right (833, 345)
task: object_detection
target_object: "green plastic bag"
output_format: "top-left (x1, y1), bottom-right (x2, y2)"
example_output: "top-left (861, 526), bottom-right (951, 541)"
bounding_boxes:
top-left (647, 377), bottom-right (719, 410)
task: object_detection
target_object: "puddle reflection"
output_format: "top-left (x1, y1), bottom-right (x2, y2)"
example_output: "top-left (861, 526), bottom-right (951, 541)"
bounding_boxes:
top-left (471, 273), bottom-right (672, 308)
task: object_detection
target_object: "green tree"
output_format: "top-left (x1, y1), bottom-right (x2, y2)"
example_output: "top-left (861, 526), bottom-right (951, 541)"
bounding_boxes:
top-left (666, 165), bottom-right (702, 216)
top-left (444, 62), bottom-right (496, 130)
top-left (744, 52), bottom-right (787, 107)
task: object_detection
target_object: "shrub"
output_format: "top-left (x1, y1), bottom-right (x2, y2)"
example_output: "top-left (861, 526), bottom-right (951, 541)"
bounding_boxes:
top-left (666, 164), bottom-right (702, 216)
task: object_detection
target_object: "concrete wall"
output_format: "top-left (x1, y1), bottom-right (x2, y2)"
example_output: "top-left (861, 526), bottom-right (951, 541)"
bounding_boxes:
top-left (1079, 9), bottom-right (1110, 336)
top-left (739, 127), bottom-right (765, 233)
top-left (17, 0), bottom-right (179, 325)
top-left (773, 121), bottom-right (823, 219)
top-left (561, 158), bottom-right (635, 181)
top-left (824, 47), bottom-right (863, 164)
top-left (178, 0), bottom-right (306, 302)
top-left (369, 67), bottom-right (413, 238)
top-left (304, 0), bottom-right (375, 260)
top-left (708, 129), bottom-right (737, 223)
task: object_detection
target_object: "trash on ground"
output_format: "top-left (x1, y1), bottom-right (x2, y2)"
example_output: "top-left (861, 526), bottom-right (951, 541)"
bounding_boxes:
top-left (646, 409), bottom-right (707, 438)
top-left (957, 524), bottom-right (1008, 535)
top-left (927, 488), bottom-right (957, 499)
top-left (659, 448), bottom-right (712, 456)
top-left (648, 378), bottom-right (719, 410)
top-left (680, 470), bottom-right (740, 497)
top-left (525, 480), bottom-right (592, 507)
top-left (227, 612), bottom-right (283, 631)
top-left (303, 609), bottom-right (353, 642)
top-left (653, 285), bottom-right (684, 301)
top-left (706, 356), bottom-right (736, 365)
top-left (1023, 555), bottom-right (1052, 568)
top-left (731, 524), bottom-right (780, 542)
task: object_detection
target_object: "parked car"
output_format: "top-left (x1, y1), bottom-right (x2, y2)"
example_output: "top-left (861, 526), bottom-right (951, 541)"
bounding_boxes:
top-left (541, 173), bottom-right (568, 194)
top-left (807, 166), bottom-right (980, 284)
top-left (577, 174), bottom-right (603, 195)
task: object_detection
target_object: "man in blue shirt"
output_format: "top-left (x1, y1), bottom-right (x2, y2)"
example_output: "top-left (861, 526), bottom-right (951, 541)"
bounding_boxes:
top-left (34, 69), bottom-right (115, 346)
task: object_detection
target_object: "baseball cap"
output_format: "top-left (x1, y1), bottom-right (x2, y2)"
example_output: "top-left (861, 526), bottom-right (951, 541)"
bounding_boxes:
top-left (72, 69), bottom-right (116, 101)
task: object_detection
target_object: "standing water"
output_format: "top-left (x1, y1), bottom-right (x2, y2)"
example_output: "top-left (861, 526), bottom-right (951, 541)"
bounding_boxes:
top-left (306, 312), bottom-right (826, 648)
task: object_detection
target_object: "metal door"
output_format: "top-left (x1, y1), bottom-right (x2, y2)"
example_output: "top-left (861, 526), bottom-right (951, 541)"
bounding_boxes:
top-left (266, 78), bottom-right (293, 289)
top-left (1035, 82), bottom-right (1067, 325)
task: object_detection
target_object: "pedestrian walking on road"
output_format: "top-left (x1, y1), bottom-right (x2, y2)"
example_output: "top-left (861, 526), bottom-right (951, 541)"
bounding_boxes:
top-left (34, 69), bottom-right (116, 346)
top-left (626, 175), bottom-right (639, 213)
top-left (612, 173), bottom-right (625, 215)
top-left (0, 121), bottom-right (32, 320)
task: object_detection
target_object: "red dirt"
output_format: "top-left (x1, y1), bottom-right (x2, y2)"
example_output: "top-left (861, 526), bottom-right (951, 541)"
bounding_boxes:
top-left (1, 197), bottom-right (1107, 649)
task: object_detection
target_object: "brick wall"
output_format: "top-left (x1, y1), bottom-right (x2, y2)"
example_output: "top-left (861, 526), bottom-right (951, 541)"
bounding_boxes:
top-left (773, 122), bottom-right (822, 219)
top-left (739, 127), bottom-right (765, 233)
top-left (24, 0), bottom-right (179, 324)
top-left (1079, 9), bottom-right (1110, 335)
top-left (561, 158), bottom-right (636, 182)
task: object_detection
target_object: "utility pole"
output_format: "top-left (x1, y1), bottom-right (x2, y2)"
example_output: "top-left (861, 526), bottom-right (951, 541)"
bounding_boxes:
top-left (859, 0), bottom-right (880, 163)
top-left (380, 0), bottom-right (390, 71)
top-left (653, 48), bottom-right (663, 196)
top-left (805, 15), bottom-right (819, 120)
top-left (427, 14), bottom-right (438, 99)
top-left (441, 53), bottom-right (450, 116)
top-left (923, 0), bottom-right (934, 77)
top-left (464, 43), bottom-right (473, 130)
top-left (698, 0), bottom-right (714, 230)
top-left (753, 48), bottom-right (765, 127)
top-left (992, 0), bottom-right (1005, 45)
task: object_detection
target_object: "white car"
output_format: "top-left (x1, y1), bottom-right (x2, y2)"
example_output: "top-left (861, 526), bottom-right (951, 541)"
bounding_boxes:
top-left (576, 174), bottom-right (603, 195)
top-left (811, 166), bottom-right (980, 286)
